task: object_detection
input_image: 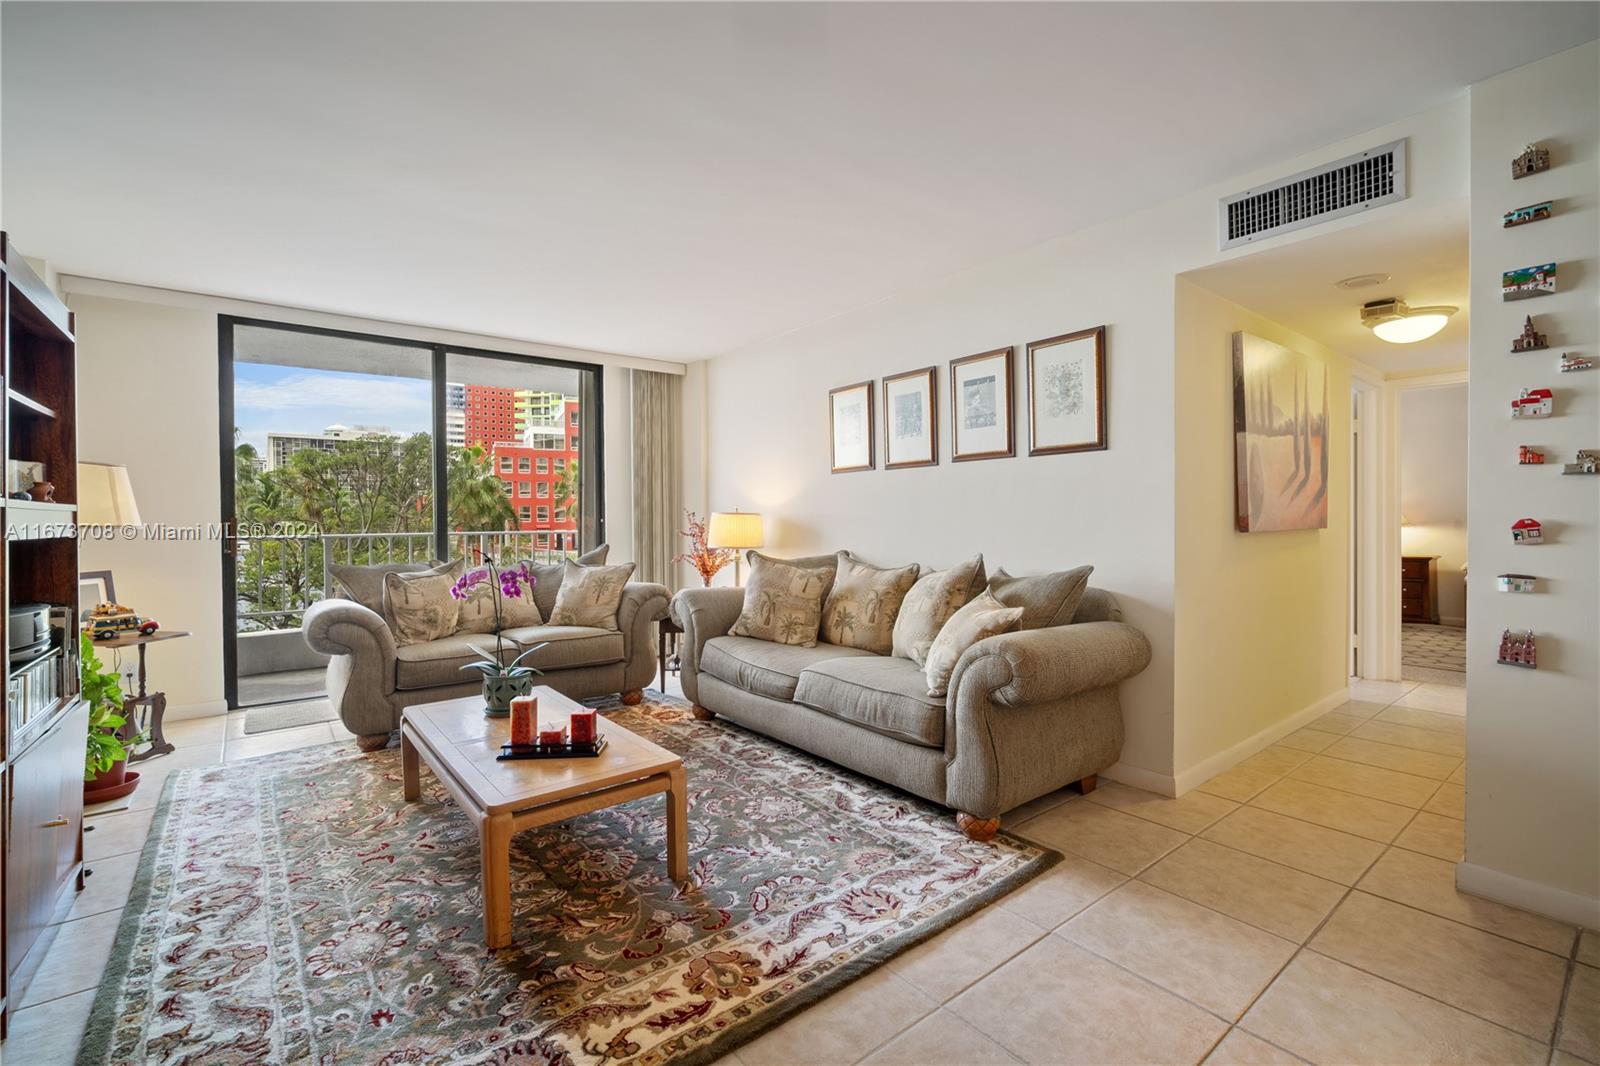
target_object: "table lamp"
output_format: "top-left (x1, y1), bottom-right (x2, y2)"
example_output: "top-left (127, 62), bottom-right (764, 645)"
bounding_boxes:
top-left (708, 510), bottom-right (764, 585)
top-left (78, 462), bottom-right (142, 526)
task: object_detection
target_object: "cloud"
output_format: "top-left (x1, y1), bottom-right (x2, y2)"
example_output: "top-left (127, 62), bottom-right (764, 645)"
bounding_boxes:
top-left (235, 371), bottom-right (431, 415)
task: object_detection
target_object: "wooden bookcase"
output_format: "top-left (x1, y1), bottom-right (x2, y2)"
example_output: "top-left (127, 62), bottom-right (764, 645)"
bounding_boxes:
top-left (0, 234), bottom-right (88, 1037)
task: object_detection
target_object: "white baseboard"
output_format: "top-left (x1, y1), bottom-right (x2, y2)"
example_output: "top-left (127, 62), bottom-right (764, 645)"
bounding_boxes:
top-left (1101, 761), bottom-right (1178, 797)
top-left (164, 699), bottom-right (228, 721)
top-left (1166, 686), bottom-right (1352, 797)
top-left (1456, 861), bottom-right (1600, 929)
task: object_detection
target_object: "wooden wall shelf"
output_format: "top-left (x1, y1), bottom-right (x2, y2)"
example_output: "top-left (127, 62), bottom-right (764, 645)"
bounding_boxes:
top-left (6, 390), bottom-right (56, 420)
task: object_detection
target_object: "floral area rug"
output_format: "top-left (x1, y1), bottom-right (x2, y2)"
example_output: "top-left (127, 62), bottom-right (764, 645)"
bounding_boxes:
top-left (79, 694), bottom-right (1056, 1065)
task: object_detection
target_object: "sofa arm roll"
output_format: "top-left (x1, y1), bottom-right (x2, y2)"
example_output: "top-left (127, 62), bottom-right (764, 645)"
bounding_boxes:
top-left (670, 587), bottom-right (745, 703)
top-left (616, 581), bottom-right (671, 642)
top-left (304, 598), bottom-right (398, 665)
top-left (951, 621), bottom-right (1153, 708)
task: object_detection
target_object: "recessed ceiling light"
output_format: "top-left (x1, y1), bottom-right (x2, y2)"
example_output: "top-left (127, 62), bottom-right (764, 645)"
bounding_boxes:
top-left (1360, 298), bottom-right (1458, 344)
top-left (1337, 273), bottom-right (1392, 290)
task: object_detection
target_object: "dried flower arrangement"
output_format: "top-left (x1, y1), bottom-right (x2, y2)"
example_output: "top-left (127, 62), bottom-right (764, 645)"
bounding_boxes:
top-left (673, 510), bottom-right (735, 587)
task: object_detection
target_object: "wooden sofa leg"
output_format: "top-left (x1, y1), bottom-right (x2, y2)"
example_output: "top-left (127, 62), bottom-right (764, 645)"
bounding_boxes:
top-left (1070, 774), bottom-right (1098, 795)
top-left (691, 704), bottom-right (716, 721)
top-left (355, 732), bottom-right (391, 753)
top-left (620, 689), bottom-right (644, 706)
top-left (956, 813), bottom-right (1001, 842)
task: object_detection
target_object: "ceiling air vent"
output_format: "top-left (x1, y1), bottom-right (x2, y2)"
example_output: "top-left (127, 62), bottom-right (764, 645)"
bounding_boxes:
top-left (1219, 139), bottom-right (1407, 250)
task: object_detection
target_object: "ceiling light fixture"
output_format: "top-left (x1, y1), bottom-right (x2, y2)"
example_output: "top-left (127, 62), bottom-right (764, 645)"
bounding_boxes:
top-left (1337, 273), bottom-right (1391, 290)
top-left (1360, 298), bottom-right (1457, 344)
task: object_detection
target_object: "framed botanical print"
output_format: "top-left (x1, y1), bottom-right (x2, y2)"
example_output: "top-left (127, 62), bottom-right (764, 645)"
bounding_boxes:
top-left (882, 366), bottom-right (938, 469)
top-left (829, 380), bottom-right (876, 473)
top-left (1027, 326), bottom-right (1106, 455)
top-left (950, 347), bottom-right (1015, 462)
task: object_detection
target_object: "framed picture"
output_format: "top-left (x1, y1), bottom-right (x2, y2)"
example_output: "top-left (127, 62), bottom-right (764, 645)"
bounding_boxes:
top-left (829, 380), bottom-right (876, 473)
top-left (950, 347), bottom-right (1015, 462)
top-left (1027, 326), bottom-right (1106, 455)
top-left (79, 569), bottom-right (116, 619)
top-left (882, 366), bottom-right (938, 469)
top-left (1232, 331), bottom-right (1329, 533)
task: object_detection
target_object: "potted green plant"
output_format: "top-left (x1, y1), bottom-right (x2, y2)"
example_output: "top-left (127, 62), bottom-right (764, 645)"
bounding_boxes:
top-left (449, 559), bottom-right (549, 717)
top-left (82, 632), bottom-right (145, 800)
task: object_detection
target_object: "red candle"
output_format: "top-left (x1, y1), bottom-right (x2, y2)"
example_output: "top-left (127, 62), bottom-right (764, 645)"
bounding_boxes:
top-left (510, 695), bottom-right (537, 747)
top-left (570, 709), bottom-right (597, 744)
top-left (538, 725), bottom-right (567, 747)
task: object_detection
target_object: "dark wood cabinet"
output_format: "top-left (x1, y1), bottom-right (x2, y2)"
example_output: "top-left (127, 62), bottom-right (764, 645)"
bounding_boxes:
top-left (1401, 555), bottom-right (1440, 625)
top-left (2, 234), bottom-right (84, 1036)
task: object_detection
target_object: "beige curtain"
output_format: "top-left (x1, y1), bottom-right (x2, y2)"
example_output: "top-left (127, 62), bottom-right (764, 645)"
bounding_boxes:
top-left (630, 369), bottom-right (683, 590)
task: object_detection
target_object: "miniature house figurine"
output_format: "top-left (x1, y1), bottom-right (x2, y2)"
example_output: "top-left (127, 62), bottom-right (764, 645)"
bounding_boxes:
top-left (1511, 316), bottom-right (1548, 353)
top-left (1512, 143), bottom-right (1551, 179)
top-left (1503, 263), bottom-right (1557, 301)
top-left (1561, 354), bottom-right (1594, 373)
top-left (1497, 574), bottom-right (1538, 593)
top-left (1511, 387), bottom-right (1554, 419)
top-left (1497, 629), bottom-right (1537, 669)
top-left (1563, 450), bottom-right (1599, 476)
top-left (1511, 518), bottom-right (1544, 544)
top-left (1503, 201), bottom-right (1553, 228)
top-left (1518, 445), bottom-right (1546, 465)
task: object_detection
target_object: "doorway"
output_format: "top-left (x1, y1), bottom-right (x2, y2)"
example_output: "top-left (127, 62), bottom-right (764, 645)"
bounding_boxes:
top-left (1396, 378), bottom-right (1469, 685)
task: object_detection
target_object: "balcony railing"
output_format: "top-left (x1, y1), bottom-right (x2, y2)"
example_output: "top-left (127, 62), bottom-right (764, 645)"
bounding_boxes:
top-left (235, 530), bottom-right (575, 632)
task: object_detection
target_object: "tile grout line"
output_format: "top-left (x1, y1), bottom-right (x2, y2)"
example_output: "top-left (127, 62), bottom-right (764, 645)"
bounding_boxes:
top-left (1551, 926), bottom-right (1585, 1056)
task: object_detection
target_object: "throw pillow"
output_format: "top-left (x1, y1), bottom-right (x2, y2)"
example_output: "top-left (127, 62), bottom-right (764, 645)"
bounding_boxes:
top-left (891, 554), bottom-right (987, 665)
top-left (744, 549), bottom-right (842, 602)
top-left (330, 560), bottom-right (440, 617)
top-left (729, 555), bottom-right (833, 647)
top-left (821, 553), bottom-right (920, 654)
top-left (923, 589), bottom-right (1023, 698)
top-left (382, 559), bottom-right (464, 646)
top-left (988, 565), bottom-right (1095, 630)
top-left (548, 560), bottom-right (636, 631)
top-left (530, 544), bottom-right (610, 621)
top-left (454, 562), bottom-right (545, 634)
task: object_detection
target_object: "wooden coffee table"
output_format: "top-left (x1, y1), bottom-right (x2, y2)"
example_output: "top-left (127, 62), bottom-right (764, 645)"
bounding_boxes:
top-left (400, 688), bottom-right (688, 949)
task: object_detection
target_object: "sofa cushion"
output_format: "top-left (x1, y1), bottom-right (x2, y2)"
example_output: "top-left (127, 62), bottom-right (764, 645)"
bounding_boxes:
top-left (498, 625), bottom-right (625, 670)
top-left (393, 631), bottom-right (503, 690)
top-left (989, 565), bottom-right (1094, 630)
top-left (549, 560), bottom-right (636, 630)
top-left (924, 589), bottom-right (1023, 698)
top-left (329, 560), bottom-right (440, 617)
top-left (891, 554), bottom-right (986, 665)
top-left (700, 635), bottom-right (873, 702)
top-left (384, 559), bottom-right (465, 645)
top-left (821, 553), bottom-right (921, 654)
top-left (729, 555), bottom-right (834, 647)
top-left (794, 656), bottom-right (947, 748)
top-left (528, 544), bottom-right (610, 621)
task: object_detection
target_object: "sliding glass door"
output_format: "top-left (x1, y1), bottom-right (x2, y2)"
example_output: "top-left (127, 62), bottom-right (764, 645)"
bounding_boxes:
top-left (219, 318), bottom-right (603, 709)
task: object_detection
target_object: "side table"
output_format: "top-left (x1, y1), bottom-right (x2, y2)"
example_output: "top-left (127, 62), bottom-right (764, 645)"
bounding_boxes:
top-left (95, 629), bottom-right (191, 762)
top-left (658, 616), bottom-right (683, 691)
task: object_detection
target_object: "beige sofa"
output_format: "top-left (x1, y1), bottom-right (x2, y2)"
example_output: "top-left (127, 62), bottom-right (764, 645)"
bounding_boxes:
top-left (304, 558), bottom-right (668, 750)
top-left (672, 565), bottom-right (1151, 840)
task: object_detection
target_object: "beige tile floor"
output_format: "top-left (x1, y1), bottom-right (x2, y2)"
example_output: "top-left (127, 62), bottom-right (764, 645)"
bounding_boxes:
top-left (8, 678), bottom-right (1598, 1066)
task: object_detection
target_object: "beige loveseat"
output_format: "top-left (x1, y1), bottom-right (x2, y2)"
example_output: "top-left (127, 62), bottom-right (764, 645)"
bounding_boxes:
top-left (304, 553), bottom-right (668, 750)
top-left (672, 556), bottom-right (1151, 840)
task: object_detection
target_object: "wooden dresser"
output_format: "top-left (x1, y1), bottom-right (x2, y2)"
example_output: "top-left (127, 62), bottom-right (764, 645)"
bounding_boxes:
top-left (1401, 555), bottom-right (1440, 625)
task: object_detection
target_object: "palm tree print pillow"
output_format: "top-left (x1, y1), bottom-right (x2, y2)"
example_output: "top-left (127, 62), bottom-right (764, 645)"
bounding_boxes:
top-left (729, 557), bottom-right (834, 647)
top-left (382, 559), bottom-right (465, 645)
top-left (821, 553), bottom-right (921, 654)
top-left (548, 561), bottom-right (637, 631)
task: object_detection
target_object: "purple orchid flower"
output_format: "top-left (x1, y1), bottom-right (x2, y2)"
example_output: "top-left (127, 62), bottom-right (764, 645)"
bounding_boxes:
top-left (448, 556), bottom-right (541, 679)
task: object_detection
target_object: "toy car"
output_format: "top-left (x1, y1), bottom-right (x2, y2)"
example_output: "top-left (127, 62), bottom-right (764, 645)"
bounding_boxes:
top-left (138, 619), bottom-right (160, 636)
top-left (88, 611), bottom-right (140, 640)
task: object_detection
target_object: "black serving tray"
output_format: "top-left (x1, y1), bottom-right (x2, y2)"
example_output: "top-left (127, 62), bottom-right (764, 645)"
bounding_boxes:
top-left (497, 735), bottom-right (608, 761)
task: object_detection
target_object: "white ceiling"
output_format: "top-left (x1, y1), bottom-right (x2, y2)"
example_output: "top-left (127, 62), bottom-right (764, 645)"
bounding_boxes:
top-left (3, 3), bottom-right (1593, 361)
top-left (1186, 201), bottom-right (1470, 374)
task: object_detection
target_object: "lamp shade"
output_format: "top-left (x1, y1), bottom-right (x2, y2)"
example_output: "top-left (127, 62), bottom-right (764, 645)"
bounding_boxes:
top-left (77, 462), bottom-right (142, 525)
top-left (707, 511), bottom-right (764, 550)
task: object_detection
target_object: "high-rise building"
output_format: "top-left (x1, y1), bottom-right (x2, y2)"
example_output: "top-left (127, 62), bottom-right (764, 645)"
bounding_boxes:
top-left (265, 423), bottom-right (394, 470)
top-left (489, 398), bottom-right (581, 549)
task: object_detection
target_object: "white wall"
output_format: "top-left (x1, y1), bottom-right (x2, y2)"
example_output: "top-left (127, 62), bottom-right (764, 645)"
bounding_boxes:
top-left (67, 283), bottom-right (681, 715)
top-left (1400, 384), bottom-right (1469, 625)
top-left (1461, 42), bottom-right (1599, 926)
top-left (702, 102), bottom-right (1467, 786)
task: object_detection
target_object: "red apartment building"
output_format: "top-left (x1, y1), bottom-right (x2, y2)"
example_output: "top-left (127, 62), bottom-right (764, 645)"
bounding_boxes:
top-left (489, 398), bottom-right (581, 550)
top-left (462, 384), bottom-right (519, 447)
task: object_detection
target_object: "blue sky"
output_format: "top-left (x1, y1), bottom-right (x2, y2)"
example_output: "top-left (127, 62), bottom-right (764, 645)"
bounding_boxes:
top-left (234, 363), bottom-right (432, 453)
